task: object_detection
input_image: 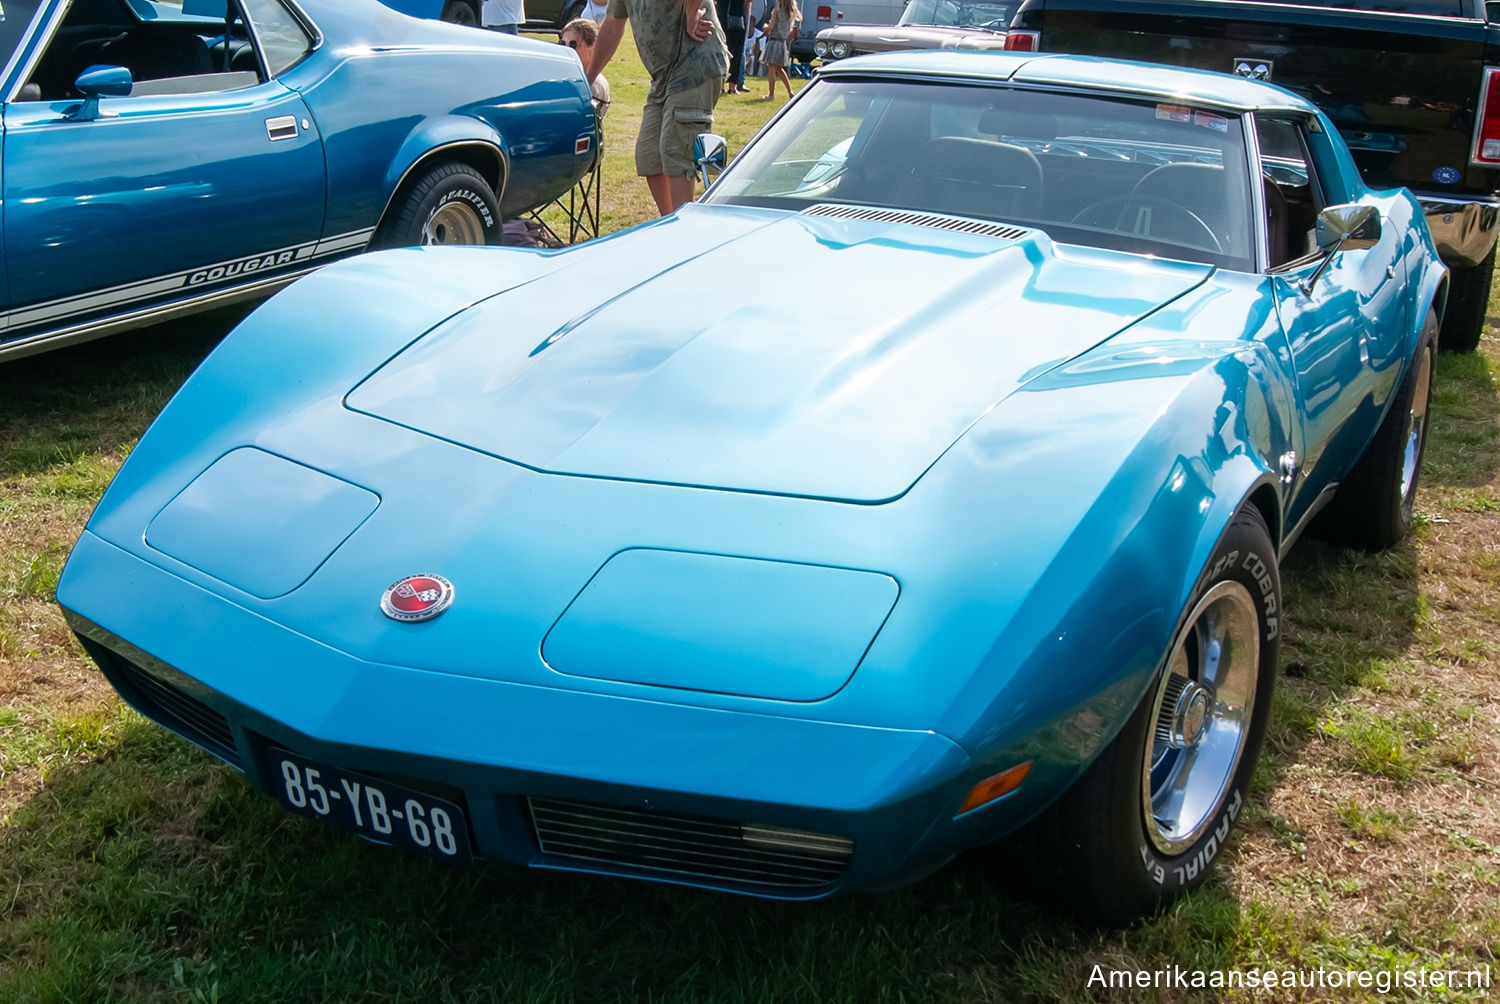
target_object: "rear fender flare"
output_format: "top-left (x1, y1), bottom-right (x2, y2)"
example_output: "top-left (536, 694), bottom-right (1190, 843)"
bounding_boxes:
top-left (1396, 188), bottom-right (1451, 339)
top-left (1419, 261), bottom-right (1449, 339)
top-left (377, 121), bottom-right (509, 232)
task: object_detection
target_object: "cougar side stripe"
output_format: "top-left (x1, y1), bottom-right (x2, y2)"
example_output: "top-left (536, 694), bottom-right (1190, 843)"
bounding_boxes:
top-left (8, 228), bottom-right (376, 328)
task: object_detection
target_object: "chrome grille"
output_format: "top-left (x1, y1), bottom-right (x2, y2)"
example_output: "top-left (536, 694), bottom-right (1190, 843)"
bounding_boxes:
top-left (802, 203), bottom-right (1031, 241)
top-left (104, 652), bottom-right (239, 767)
top-left (528, 797), bottom-right (853, 892)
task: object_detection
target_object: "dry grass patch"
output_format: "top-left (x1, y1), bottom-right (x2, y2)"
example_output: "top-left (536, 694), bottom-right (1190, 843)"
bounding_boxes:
top-left (1221, 345), bottom-right (1500, 982)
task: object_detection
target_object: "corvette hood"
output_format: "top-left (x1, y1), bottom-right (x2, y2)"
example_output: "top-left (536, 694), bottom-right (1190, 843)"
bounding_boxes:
top-left (348, 205), bottom-right (1211, 502)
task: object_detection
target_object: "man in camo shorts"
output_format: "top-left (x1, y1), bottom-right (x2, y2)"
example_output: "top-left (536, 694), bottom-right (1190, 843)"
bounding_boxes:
top-left (588, 0), bottom-right (729, 215)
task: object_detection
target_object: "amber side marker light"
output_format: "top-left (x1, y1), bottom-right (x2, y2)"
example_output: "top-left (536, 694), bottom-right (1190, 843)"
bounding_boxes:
top-left (956, 761), bottom-right (1033, 815)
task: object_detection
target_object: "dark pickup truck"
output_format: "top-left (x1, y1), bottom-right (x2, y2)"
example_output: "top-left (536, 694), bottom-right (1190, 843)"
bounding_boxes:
top-left (1008, 0), bottom-right (1500, 351)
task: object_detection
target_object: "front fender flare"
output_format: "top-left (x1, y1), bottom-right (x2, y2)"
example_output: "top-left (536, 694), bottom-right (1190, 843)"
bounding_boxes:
top-left (926, 342), bottom-right (1290, 830)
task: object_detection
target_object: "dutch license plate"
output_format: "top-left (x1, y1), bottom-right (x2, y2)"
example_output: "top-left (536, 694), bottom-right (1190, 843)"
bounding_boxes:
top-left (268, 747), bottom-right (472, 864)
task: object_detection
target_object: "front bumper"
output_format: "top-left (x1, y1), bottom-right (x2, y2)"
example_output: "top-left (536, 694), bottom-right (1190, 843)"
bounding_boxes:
top-left (60, 530), bottom-right (979, 899)
top-left (1417, 195), bottom-right (1500, 267)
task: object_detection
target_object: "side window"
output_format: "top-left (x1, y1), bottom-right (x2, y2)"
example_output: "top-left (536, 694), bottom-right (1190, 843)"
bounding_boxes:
top-left (19, 0), bottom-right (259, 100)
top-left (241, 0), bottom-right (313, 76)
top-left (1255, 117), bottom-right (1325, 269)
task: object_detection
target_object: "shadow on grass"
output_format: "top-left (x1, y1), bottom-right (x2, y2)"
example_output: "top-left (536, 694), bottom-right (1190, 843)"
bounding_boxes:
top-left (0, 307), bottom-right (248, 480)
top-left (0, 716), bottom-right (1260, 1004)
top-left (1270, 534), bottom-right (1422, 748)
top-left (1424, 346), bottom-right (1500, 491)
top-left (1239, 357), bottom-right (1461, 872)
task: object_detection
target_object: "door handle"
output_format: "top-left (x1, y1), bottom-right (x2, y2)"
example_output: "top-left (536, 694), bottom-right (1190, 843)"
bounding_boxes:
top-left (265, 115), bottom-right (298, 142)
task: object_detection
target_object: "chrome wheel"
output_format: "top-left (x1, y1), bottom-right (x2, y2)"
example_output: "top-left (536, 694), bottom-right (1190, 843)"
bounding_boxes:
top-left (1142, 580), bottom-right (1261, 855)
top-left (1399, 342), bottom-right (1434, 518)
top-left (1039, 507), bottom-right (1276, 923)
top-left (422, 200), bottom-right (487, 246)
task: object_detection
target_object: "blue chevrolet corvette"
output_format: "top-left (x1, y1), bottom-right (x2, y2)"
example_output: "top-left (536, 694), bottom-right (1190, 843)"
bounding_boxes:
top-left (58, 52), bottom-right (1446, 924)
top-left (0, 0), bottom-right (596, 361)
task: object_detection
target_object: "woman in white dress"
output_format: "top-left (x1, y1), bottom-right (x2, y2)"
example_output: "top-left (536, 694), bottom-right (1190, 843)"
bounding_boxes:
top-left (761, 0), bottom-right (799, 101)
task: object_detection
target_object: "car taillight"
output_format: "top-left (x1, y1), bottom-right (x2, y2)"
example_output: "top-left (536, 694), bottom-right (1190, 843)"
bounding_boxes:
top-left (1474, 66), bottom-right (1500, 165)
top-left (1003, 30), bottom-right (1039, 51)
top-left (816, 4), bottom-right (832, 20)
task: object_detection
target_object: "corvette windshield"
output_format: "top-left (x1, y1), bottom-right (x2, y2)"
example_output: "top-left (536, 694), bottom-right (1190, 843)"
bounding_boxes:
top-left (705, 79), bottom-right (1254, 270)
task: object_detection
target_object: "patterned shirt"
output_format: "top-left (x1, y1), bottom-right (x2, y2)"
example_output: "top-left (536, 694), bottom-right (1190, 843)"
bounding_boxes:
top-left (607, 0), bottom-right (730, 99)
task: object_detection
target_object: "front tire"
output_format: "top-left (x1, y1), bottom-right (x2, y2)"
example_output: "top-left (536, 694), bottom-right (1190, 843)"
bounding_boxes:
top-left (379, 162), bottom-right (501, 249)
top-left (1315, 310), bottom-right (1436, 551)
top-left (1032, 506), bottom-right (1280, 925)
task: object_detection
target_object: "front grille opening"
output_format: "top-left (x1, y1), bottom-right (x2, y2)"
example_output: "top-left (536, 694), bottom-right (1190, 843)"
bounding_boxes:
top-left (97, 649), bottom-right (240, 767)
top-left (528, 796), bottom-right (853, 893)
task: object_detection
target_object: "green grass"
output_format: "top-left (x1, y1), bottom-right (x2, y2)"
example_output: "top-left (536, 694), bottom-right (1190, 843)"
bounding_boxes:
top-left (4, 34), bottom-right (1500, 1004)
top-left (528, 25), bottom-right (811, 232)
top-left (1317, 708), bottom-right (1434, 783)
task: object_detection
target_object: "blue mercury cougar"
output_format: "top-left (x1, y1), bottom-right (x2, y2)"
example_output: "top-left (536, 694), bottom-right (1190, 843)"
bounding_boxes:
top-left (59, 52), bottom-right (1446, 924)
top-left (0, 0), bottom-right (596, 361)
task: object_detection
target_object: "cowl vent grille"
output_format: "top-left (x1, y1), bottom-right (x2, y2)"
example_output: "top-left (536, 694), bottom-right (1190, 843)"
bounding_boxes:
top-left (802, 203), bottom-right (1031, 241)
top-left (529, 796), bottom-right (853, 893)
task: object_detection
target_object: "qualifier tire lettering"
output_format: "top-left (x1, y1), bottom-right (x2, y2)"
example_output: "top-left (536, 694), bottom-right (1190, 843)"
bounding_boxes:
top-left (379, 162), bottom-right (502, 248)
top-left (442, 188), bottom-right (496, 227)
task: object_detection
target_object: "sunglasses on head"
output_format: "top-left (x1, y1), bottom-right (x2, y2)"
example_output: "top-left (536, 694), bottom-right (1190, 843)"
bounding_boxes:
top-left (563, 37), bottom-right (581, 47)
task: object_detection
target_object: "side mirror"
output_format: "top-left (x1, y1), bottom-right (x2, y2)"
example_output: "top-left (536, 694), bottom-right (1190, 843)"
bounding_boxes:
top-left (694, 132), bottom-right (727, 189)
top-left (1314, 203), bottom-right (1381, 254)
top-left (67, 65), bottom-right (133, 121)
top-left (1302, 203), bottom-right (1381, 294)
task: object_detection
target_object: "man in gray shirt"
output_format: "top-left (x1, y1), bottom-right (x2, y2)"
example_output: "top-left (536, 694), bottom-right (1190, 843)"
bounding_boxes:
top-left (588, 0), bottom-right (730, 215)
